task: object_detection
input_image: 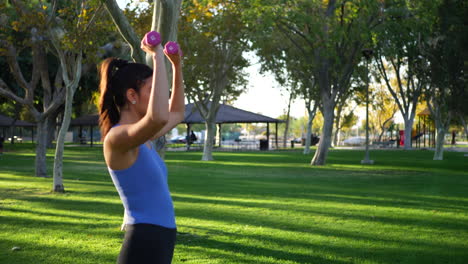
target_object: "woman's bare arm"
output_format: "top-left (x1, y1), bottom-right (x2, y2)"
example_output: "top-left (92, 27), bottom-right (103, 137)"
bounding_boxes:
top-left (107, 44), bottom-right (170, 152)
top-left (152, 50), bottom-right (185, 139)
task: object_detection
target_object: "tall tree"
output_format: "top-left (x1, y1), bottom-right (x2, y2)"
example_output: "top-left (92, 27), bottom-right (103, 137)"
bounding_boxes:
top-left (249, 0), bottom-right (382, 165)
top-left (419, 0), bottom-right (466, 160)
top-left (179, 0), bottom-right (249, 160)
top-left (247, 3), bottom-right (321, 155)
top-left (332, 71), bottom-right (366, 148)
top-left (50, 0), bottom-right (111, 192)
top-left (368, 84), bottom-right (398, 142)
top-left (374, 0), bottom-right (439, 150)
top-left (0, 0), bottom-right (65, 177)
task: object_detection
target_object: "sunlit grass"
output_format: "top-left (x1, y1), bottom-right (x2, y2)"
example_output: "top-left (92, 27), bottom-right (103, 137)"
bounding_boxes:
top-left (1, 143), bottom-right (467, 263)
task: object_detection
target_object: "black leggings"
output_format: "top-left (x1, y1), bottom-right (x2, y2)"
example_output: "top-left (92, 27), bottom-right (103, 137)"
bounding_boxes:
top-left (118, 223), bottom-right (177, 264)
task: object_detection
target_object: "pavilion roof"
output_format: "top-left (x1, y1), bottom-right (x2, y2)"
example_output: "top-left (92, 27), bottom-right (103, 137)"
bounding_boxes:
top-left (70, 103), bottom-right (284, 126)
top-left (183, 103), bottom-right (284, 124)
top-left (0, 114), bottom-right (35, 127)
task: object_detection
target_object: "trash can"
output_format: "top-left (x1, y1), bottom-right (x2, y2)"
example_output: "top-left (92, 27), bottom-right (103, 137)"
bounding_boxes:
top-left (259, 139), bottom-right (268, 151)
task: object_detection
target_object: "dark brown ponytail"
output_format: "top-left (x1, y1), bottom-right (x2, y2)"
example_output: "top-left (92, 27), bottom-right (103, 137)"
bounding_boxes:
top-left (98, 57), bottom-right (153, 140)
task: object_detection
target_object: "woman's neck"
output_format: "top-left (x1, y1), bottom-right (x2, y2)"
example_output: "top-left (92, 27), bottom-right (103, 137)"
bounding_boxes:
top-left (118, 108), bottom-right (142, 125)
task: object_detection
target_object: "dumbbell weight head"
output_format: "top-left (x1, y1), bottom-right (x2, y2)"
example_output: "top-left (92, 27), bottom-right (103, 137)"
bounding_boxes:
top-left (144, 31), bottom-right (161, 46)
top-left (164, 41), bottom-right (180, 55)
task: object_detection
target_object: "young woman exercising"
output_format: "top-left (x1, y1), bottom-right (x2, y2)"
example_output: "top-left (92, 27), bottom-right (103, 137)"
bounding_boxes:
top-left (98, 33), bottom-right (184, 264)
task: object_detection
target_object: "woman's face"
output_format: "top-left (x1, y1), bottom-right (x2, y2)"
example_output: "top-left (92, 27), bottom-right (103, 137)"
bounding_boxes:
top-left (136, 77), bottom-right (153, 117)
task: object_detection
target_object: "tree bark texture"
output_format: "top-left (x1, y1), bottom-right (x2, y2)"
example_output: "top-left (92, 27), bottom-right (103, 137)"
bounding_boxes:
top-left (311, 102), bottom-right (334, 165)
top-left (283, 92), bottom-right (293, 148)
top-left (402, 115), bottom-right (415, 150)
top-left (103, 0), bottom-right (146, 63)
top-left (35, 120), bottom-right (49, 178)
top-left (433, 124), bottom-right (446, 160)
top-left (52, 48), bottom-right (82, 192)
top-left (202, 120), bottom-right (216, 161)
top-left (427, 98), bottom-right (452, 161)
top-left (459, 113), bottom-right (468, 140)
top-left (333, 103), bottom-right (344, 147)
top-left (303, 102), bottom-right (318, 155)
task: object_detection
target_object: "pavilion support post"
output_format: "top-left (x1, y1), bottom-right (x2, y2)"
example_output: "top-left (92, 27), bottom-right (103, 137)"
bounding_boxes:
top-left (266, 122), bottom-right (270, 150)
top-left (79, 126), bottom-right (83, 144)
top-left (10, 125), bottom-right (15, 144)
top-left (218, 124), bottom-right (222, 148)
top-left (90, 126), bottom-right (94, 147)
top-left (32, 127), bottom-right (35, 143)
top-left (275, 122), bottom-right (278, 149)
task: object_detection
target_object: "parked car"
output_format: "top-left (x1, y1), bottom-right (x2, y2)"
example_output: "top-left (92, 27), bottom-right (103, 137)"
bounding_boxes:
top-left (292, 138), bottom-right (302, 143)
top-left (170, 136), bottom-right (187, 144)
top-left (343, 137), bottom-right (366, 146)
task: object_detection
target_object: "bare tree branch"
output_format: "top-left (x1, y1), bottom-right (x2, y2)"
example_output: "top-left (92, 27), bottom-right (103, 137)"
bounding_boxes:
top-left (103, 0), bottom-right (145, 63)
top-left (0, 78), bottom-right (27, 104)
top-left (377, 56), bottom-right (405, 117)
top-left (1, 40), bottom-right (29, 93)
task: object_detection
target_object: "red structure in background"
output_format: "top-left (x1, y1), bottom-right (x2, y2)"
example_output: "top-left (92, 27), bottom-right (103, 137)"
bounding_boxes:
top-left (399, 130), bottom-right (405, 146)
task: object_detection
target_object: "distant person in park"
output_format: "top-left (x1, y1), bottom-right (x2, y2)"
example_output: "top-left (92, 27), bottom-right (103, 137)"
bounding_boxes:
top-left (190, 130), bottom-right (197, 144)
top-left (97, 34), bottom-right (184, 264)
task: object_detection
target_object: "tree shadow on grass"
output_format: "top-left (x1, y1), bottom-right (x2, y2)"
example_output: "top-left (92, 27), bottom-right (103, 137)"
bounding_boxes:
top-left (169, 166), bottom-right (468, 210)
top-left (176, 234), bottom-right (348, 264)
top-left (0, 236), bottom-right (118, 264)
top-left (0, 214), bottom-right (122, 240)
top-left (173, 195), bottom-right (468, 232)
top-left (167, 149), bottom-right (468, 175)
top-left (2, 206), bottom-right (115, 221)
top-left (1, 189), bottom-right (123, 217)
top-left (176, 224), bottom-right (467, 264)
top-left (176, 203), bottom-right (468, 249)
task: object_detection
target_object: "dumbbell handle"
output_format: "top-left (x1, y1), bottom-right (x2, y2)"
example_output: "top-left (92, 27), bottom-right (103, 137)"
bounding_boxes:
top-left (144, 31), bottom-right (161, 46)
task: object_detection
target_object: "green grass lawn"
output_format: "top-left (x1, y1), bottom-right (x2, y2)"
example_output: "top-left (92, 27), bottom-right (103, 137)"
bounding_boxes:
top-left (1, 144), bottom-right (467, 264)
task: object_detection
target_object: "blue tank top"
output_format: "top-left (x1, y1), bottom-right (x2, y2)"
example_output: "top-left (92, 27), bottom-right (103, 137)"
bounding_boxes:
top-left (107, 130), bottom-right (175, 229)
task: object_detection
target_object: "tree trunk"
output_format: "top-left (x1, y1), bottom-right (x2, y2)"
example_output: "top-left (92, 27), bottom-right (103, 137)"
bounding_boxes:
top-left (433, 124), bottom-right (446, 160)
top-left (378, 130), bottom-right (385, 142)
top-left (334, 129), bottom-right (341, 147)
top-left (152, 0), bottom-right (182, 158)
top-left (332, 115), bottom-right (340, 147)
top-left (53, 85), bottom-right (76, 193)
top-left (332, 103), bottom-right (344, 147)
top-left (202, 120), bottom-right (216, 161)
top-left (46, 115), bottom-right (55, 149)
top-left (46, 107), bottom-right (61, 148)
top-left (303, 104), bottom-right (318, 155)
top-left (303, 113), bottom-right (314, 155)
top-left (459, 113), bottom-right (467, 141)
top-left (35, 120), bottom-right (49, 177)
top-left (402, 115), bottom-right (414, 150)
top-left (283, 92), bottom-right (293, 148)
top-left (311, 102), bottom-right (334, 165)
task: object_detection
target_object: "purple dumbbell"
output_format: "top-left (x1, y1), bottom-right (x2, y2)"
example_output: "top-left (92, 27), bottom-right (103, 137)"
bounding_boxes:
top-left (144, 31), bottom-right (161, 46)
top-left (164, 41), bottom-right (180, 55)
